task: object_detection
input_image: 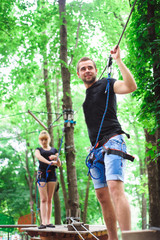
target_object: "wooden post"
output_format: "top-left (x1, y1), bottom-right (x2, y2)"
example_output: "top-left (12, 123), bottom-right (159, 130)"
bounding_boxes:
top-left (28, 110), bottom-right (48, 130)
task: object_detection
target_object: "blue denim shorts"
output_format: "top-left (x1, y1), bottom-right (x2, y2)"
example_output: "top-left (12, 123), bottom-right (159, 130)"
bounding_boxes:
top-left (89, 135), bottom-right (127, 189)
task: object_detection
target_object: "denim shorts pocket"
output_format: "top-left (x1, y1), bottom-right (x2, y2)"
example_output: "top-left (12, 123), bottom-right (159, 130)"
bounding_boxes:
top-left (109, 135), bottom-right (126, 151)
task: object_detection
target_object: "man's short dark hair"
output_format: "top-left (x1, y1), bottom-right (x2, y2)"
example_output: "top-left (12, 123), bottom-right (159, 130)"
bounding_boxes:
top-left (77, 57), bottom-right (97, 72)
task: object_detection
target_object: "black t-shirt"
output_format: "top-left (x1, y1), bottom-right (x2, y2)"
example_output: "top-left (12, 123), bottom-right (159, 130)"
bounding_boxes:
top-left (36, 147), bottom-right (58, 171)
top-left (83, 77), bottom-right (123, 145)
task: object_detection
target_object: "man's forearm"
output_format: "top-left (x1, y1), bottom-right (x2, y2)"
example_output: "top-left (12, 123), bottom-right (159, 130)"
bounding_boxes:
top-left (116, 58), bottom-right (137, 92)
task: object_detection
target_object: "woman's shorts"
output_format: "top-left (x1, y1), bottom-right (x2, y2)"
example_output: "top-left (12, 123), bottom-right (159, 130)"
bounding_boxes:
top-left (37, 169), bottom-right (57, 182)
top-left (90, 134), bottom-right (127, 189)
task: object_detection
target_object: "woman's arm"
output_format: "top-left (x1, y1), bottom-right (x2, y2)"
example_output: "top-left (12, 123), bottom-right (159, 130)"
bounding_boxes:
top-left (49, 153), bottom-right (61, 167)
top-left (35, 149), bottom-right (51, 165)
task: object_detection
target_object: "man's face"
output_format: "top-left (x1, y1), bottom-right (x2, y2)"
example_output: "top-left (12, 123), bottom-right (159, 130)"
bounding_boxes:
top-left (77, 60), bottom-right (97, 86)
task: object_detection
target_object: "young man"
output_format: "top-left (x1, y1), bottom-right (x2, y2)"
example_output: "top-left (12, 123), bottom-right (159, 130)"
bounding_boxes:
top-left (77, 46), bottom-right (137, 240)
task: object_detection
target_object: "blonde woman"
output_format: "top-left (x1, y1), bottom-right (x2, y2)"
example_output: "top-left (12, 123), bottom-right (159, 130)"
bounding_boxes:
top-left (35, 130), bottom-right (61, 229)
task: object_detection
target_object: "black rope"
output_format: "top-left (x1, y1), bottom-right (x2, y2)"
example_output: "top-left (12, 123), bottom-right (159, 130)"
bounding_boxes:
top-left (98, 0), bottom-right (138, 80)
top-left (116, 0), bottom-right (138, 48)
top-left (0, 112), bottom-right (27, 120)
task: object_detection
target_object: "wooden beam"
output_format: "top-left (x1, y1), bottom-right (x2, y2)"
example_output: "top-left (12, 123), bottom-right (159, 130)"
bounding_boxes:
top-left (28, 110), bottom-right (48, 131)
top-left (122, 229), bottom-right (160, 240)
top-left (0, 225), bottom-right (37, 228)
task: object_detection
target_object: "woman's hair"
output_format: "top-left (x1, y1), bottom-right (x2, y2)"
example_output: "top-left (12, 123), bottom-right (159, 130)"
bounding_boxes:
top-left (39, 130), bottom-right (51, 145)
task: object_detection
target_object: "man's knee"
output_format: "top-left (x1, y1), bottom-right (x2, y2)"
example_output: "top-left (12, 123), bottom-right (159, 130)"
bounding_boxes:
top-left (108, 180), bottom-right (125, 200)
top-left (96, 187), bottom-right (110, 204)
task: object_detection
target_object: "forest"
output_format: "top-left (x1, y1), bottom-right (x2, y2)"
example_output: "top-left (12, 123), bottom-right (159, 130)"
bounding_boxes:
top-left (0, 0), bottom-right (160, 236)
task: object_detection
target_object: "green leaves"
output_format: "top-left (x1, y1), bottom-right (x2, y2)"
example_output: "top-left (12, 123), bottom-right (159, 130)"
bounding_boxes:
top-left (0, 214), bottom-right (15, 232)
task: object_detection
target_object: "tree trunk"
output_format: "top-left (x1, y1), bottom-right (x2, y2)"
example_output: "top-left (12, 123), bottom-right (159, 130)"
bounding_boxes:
top-left (43, 59), bottom-right (61, 224)
top-left (83, 175), bottom-right (91, 223)
top-left (44, 60), bottom-right (54, 145)
top-left (25, 146), bottom-right (35, 224)
top-left (147, 1), bottom-right (160, 227)
top-left (59, 0), bottom-right (79, 217)
top-left (129, 101), bottom-right (147, 229)
top-left (59, 166), bottom-right (68, 210)
top-left (54, 183), bottom-right (61, 224)
top-left (145, 129), bottom-right (160, 227)
top-left (53, 76), bottom-right (69, 212)
top-left (141, 193), bottom-right (147, 229)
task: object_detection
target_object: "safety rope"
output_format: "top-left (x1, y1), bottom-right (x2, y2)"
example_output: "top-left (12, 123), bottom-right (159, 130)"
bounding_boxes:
top-left (69, 217), bottom-right (100, 240)
top-left (98, 0), bottom-right (138, 80)
top-left (116, 0), bottom-right (138, 48)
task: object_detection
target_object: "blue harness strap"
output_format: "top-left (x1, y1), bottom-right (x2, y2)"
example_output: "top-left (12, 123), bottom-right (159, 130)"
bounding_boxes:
top-left (85, 76), bottom-right (110, 179)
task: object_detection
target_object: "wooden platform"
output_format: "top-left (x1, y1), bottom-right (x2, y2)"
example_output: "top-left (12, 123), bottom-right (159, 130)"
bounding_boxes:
top-left (0, 225), bottom-right (37, 228)
top-left (122, 229), bottom-right (160, 240)
top-left (22, 225), bottom-right (108, 240)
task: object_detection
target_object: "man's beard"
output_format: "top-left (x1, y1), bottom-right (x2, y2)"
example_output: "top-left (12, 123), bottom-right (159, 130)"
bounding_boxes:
top-left (82, 75), bottom-right (96, 85)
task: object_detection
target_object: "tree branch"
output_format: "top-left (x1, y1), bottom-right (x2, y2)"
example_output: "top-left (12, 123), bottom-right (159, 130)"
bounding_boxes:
top-left (69, 19), bottom-right (81, 66)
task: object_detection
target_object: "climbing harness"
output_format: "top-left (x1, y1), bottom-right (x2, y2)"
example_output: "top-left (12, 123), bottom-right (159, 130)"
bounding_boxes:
top-left (98, 0), bottom-right (138, 80)
top-left (67, 217), bottom-right (100, 240)
top-left (103, 147), bottom-right (134, 162)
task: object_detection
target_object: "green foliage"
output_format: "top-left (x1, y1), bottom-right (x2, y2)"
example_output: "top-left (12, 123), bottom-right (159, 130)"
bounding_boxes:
top-left (0, 0), bottom-right (155, 229)
top-left (0, 214), bottom-right (15, 232)
top-left (125, 0), bottom-right (160, 130)
top-left (0, 144), bottom-right (31, 219)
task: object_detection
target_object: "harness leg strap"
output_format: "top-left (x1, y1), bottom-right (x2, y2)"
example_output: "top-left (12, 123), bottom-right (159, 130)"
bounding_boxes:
top-left (103, 148), bottom-right (135, 162)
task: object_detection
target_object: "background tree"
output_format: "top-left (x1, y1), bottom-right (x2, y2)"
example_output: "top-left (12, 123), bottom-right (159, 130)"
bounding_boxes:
top-left (125, 0), bottom-right (160, 227)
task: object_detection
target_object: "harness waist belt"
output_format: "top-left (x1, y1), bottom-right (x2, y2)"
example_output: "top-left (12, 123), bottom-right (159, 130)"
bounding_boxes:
top-left (104, 148), bottom-right (135, 162)
top-left (95, 134), bottom-right (118, 149)
top-left (95, 131), bottom-right (130, 149)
